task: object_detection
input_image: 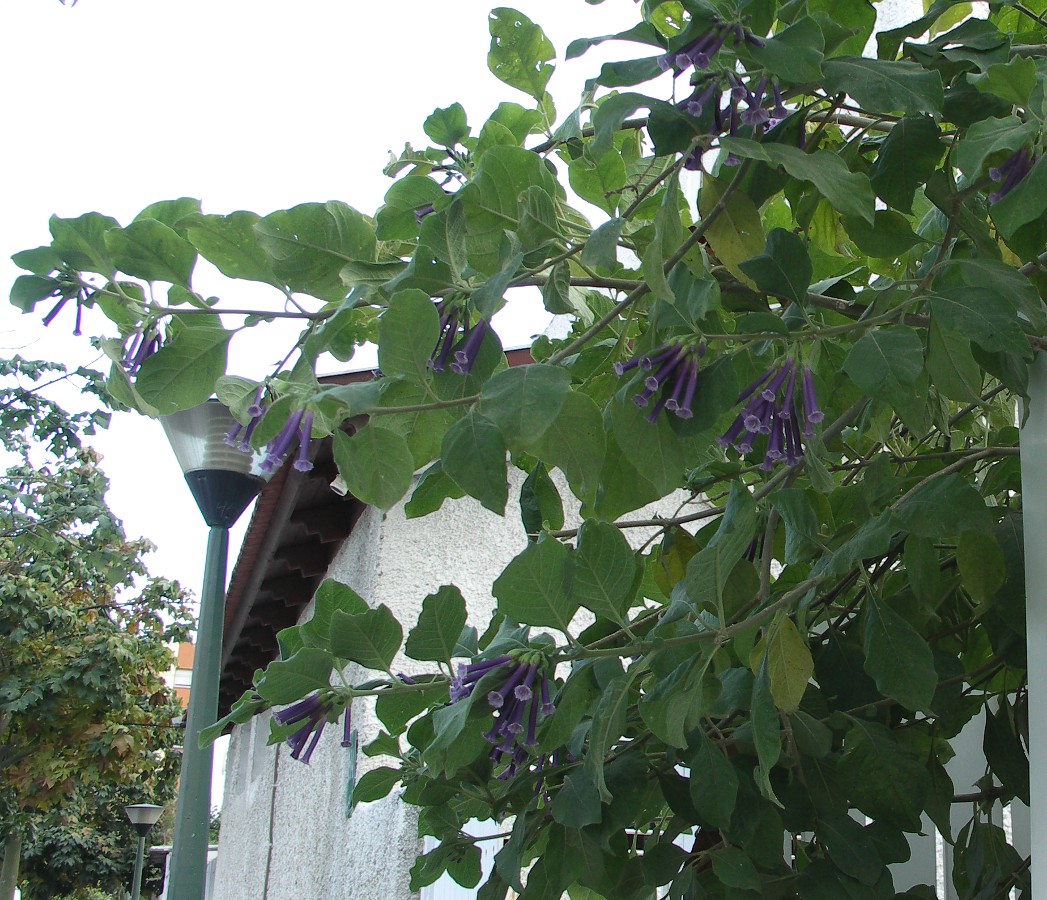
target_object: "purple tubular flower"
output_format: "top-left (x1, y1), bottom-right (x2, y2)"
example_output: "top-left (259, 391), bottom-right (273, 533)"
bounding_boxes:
top-left (616, 341), bottom-right (706, 424)
top-left (274, 692), bottom-right (334, 765)
top-left (341, 709), bottom-right (353, 748)
top-left (720, 361), bottom-right (822, 469)
top-left (121, 327), bottom-right (161, 377)
top-left (450, 318), bottom-right (490, 375)
top-left (988, 148), bottom-right (1035, 204)
top-left (429, 301), bottom-right (491, 376)
top-left (414, 203), bottom-right (435, 225)
top-left (449, 655), bottom-right (512, 702)
top-left (293, 412), bottom-right (314, 472)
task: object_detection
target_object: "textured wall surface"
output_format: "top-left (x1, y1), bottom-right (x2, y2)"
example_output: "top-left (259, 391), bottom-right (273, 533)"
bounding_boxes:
top-left (211, 470), bottom-right (696, 899)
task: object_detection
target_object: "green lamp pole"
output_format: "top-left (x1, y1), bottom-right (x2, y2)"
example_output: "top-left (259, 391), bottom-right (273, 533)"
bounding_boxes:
top-left (124, 804), bottom-right (164, 900)
top-left (161, 401), bottom-right (269, 900)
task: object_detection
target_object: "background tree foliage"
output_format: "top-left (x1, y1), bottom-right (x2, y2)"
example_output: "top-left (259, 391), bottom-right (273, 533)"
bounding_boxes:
top-left (12, 0), bottom-right (1047, 896)
top-left (0, 358), bottom-right (193, 899)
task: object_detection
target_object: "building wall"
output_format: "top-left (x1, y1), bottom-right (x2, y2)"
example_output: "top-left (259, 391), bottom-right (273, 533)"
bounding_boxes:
top-left (212, 470), bottom-right (693, 900)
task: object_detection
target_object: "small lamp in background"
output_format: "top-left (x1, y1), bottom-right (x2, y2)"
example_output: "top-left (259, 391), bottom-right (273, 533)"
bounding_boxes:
top-left (124, 804), bottom-right (164, 900)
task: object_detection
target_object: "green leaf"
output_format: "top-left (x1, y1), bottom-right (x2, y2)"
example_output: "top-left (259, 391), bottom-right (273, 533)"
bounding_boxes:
top-left (838, 720), bottom-right (928, 832)
top-left (842, 325), bottom-right (924, 420)
top-left (751, 658), bottom-right (782, 806)
top-left (424, 102), bottom-right (469, 147)
top-left (255, 201), bottom-right (376, 301)
top-left (378, 289), bottom-right (440, 382)
top-left (927, 320), bottom-right (983, 402)
top-left (332, 426), bottom-right (415, 511)
top-left (687, 728), bottom-right (739, 830)
top-left (351, 766), bottom-right (402, 806)
top-left (329, 604), bottom-right (403, 672)
top-left (748, 16), bottom-right (824, 82)
top-left (376, 682), bottom-right (446, 734)
top-left (682, 483), bottom-right (757, 618)
top-left (698, 173), bottom-right (766, 284)
top-left (608, 396), bottom-right (685, 496)
top-left (863, 589), bottom-right (937, 712)
top-left (581, 218), bottom-right (624, 271)
top-left (184, 211), bottom-right (283, 287)
top-left (440, 411), bottom-right (508, 515)
top-left (105, 219), bottom-right (196, 287)
top-left (721, 138), bottom-right (875, 225)
top-left (739, 228), bottom-right (812, 305)
top-left (818, 815), bottom-right (884, 886)
top-left (49, 212), bottom-right (119, 276)
top-left (492, 534), bottom-right (576, 631)
top-left (767, 618), bottom-right (813, 714)
top-left (894, 473), bottom-right (992, 539)
top-left (478, 365), bottom-right (572, 452)
top-left (134, 315), bottom-right (230, 415)
top-left (711, 847), bottom-right (760, 892)
top-left (405, 585), bottom-right (468, 663)
top-left (991, 154), bottom-right (1047, 243)
top-left (973, 55), bottom-right (1038, 107)
top-left (844, 210), bottom-right (925, 259)
top-left (533, 391), bottom-right (606, 505)
top-left (868, 116), bottom-right (943, 214)
top-left (957, 531), bottom-right (1005, 605)
top-left (488, 8), bottom-right (555, 101)
top-left (300, 579), bottom-right (368, 650)
top-left (953, 116), bottom-right (1038, 180)
top-left (571, 520), bottom-right (640, 624)
top-left (584, 669), bottom-right (639, 803)
top-left (822, 57), bottom-right (944, 116)
top-left (929, 288), bottom-right (1025, 356)
top-left (256, 647), bottom-right (334, 704)
top-left (10, 275), bottom-right (58, 313)
top-left (405, 461), bottom-right (466, 518)
top-left (551, 769), bottom-right (603, 828)
top-left (520, 463), bottom-right (564, 534)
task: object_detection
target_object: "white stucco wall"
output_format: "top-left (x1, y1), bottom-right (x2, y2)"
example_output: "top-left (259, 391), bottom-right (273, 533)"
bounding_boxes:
top-left (211, 468), bottom-right (696, 900)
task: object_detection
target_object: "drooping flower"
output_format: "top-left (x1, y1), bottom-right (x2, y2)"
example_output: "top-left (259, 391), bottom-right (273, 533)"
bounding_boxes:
top-left (273, 693), bottom-right (339, 764)
top-left (616, 341), bottom-right (706, 424)
top-left (989, 147), bottom-right (1038, 204)
top-left (449, 651), bottom-right (557, 777)
top-left (121, 326), bottom-right (161, 377)
top-left (225, 394), bottom-right (316, 474)
top-left (429, 301), bottom-right (490, 376)
top-left (718, 361), bottom-right (822, 470)
top-left (657, 17), bottom-right (762, 76)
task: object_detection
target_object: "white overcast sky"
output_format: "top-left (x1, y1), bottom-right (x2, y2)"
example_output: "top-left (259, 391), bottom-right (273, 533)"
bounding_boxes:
top-left (0, 0), bottom-right (643, 596)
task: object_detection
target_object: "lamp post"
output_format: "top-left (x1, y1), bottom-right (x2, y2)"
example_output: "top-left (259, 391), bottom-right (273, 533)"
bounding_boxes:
top-left (161, 400), bottom-right (269, 900)
top-left (124, 804), bottom-right (164, 900)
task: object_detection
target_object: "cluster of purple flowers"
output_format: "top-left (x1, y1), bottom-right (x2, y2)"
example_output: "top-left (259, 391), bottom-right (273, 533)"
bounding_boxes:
top-left (430, 302), bottom-right (490, 375)
top-left (681, 73), bottom-right (790, 170)
top-left (273, 692), bottom-right (351, 765)
top-left (121, 326), bottom-right (162, 377)
top-left (225, 391), bottom-right (315, 473)
top-left (615, 341), bottom-right (705, 424)
top-left (657, 17), bottom-right (763, 76)
top-left (450, 653), bottom-right (556, 780)
top-left (989, 147), bottom-right (1039, 204)
top-left (718, 361), bottom-right (823, 470)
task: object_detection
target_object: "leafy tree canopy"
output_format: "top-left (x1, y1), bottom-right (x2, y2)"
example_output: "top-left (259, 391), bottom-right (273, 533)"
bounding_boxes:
top-left (12, 0), bottom-right (1047, 896)
top-left (0, 358), bottom-right (192, 898)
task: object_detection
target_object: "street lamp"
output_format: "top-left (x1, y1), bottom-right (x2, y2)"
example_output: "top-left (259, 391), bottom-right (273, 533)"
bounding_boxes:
top-left (160, 400), bottom-right (270, 900)
top-left (124, 804), bottom-right (164, 900)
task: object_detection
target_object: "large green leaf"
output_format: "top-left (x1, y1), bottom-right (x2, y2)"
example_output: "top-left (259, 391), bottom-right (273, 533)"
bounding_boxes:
top-left (721, 138), bottom-right (875, 225)
top-left (330, 604), bottom-right (403, 672)
top-left (749, 16), bottom-right (825, 82)
top-left (300, 579), bottom-right (368, 650)
top-left (106, 219), bottom-right (196, 287)
top-left (767, 617), bottom-right (813, 714)
top-left (332, 425), bottom-right (415, 510)
top-left (405, 585), bottom-right (468, 663)
top-left (487, 7), bottom-right (555, 101)
top-left (869, 116), bottom-right (943, 214)
top-left (823, 57), bottom-right (944, 116)
top-left (571, 520), bottom-right (640, 624)
top-left (255, 201), bottom-right (376, 301)
top-left (492, 534), bottom-right (576, 631)
top-left (584, 668), bottom-right (639, 803)
top-left (842, 326), bottom-right (925, 419)
top-left (49, 212), bottom-right (119, 276)
top-left (739, 228), bottom-right (812, 305)
top-left (478, 365), bottom-right (572, 452)
top-left (378, 289), bottom-right (440, 382)
top-left (440, 411), bottom-right (508, 514)
top-left (256, 647), bottom-right (334, 704)
top-left (953, 116), bottom-right (1038, 180)
top-left (863, 590), bottom-right (937, 712)
top-left (698, 174), bottom-right (766, 285)
top-left (184, 211), bottom-right (283, 287)
top-left (532, 390), bottom-right (606, 505)
top-left (687, 728), bottom-right (739, 830)
top-left (134, 315), bottom-right (230, 415)
top-left (929, 288), bottom-right (1025, 355)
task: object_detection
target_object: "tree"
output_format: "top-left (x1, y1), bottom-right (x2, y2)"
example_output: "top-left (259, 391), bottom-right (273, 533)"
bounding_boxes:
top-left (0, 358), bottom-right (193, 899)
top-left (10, 1), bottom-right (1047, 895)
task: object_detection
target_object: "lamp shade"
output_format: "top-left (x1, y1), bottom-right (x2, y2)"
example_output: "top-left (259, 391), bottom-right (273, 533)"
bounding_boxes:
top-left (124, 804), bottom-right (164, 836)
top-left (160, 399), bottom-right (270, 528)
